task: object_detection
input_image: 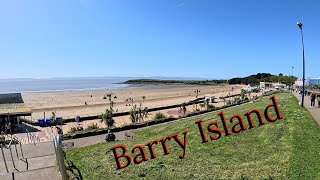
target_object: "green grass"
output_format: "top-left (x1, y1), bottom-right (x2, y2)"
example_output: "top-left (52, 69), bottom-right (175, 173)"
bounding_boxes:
top-left (65, 93), bottom-right (320, 180)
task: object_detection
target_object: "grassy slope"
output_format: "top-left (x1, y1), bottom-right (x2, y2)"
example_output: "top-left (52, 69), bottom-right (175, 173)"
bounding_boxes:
top-left (66, 93), bottom-right (320, 180)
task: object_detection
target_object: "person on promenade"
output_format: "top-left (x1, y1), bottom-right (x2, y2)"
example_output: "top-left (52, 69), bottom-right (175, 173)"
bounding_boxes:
top-left (310, 91), bottom-right (316, 107)
top-left (56, 126), bottom-right (63, 135)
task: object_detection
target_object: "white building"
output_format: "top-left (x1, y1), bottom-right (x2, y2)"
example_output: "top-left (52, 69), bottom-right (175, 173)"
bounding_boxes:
top-left (308, 77), bottom-right (320, 85)
top-left (294, 78), bottom-right (308, 87)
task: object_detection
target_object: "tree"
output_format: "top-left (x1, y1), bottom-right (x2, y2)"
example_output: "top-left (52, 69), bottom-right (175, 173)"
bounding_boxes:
top-left (129, 105), bottom-right (139, 123)
top-left (129, 104), bottom-right (148, 123)
top-left (240, 89), bottom-right (247, 100)
top-left (101, 107), bottom-right (114, 128)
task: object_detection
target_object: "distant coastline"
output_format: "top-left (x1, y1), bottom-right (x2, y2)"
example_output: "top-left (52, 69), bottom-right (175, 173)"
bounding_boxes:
top-left (0, 77), bottom-right (214, 94)
top-left (123, 79), bottom-right (228, 85)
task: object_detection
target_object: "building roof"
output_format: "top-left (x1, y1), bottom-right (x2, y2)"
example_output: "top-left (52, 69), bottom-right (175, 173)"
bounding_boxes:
top-left (309, 77), bottom-right (320, 80)
top-left (0, 93), bottom-right (31, 116)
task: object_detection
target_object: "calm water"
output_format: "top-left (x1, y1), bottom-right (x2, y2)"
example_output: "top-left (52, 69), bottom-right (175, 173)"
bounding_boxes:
top-left (0, 77), bottom-right (208, 93)
top-left (0, 78), bottom-right (133, 93)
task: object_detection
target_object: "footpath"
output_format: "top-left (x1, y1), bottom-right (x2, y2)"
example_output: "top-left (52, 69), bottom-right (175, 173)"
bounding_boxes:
top-left (293, 92), bottom-right (320, 125)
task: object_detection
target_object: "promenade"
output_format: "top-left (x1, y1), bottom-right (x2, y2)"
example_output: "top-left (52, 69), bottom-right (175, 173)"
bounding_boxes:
top-left (293, 92), bottom-right (320, 125)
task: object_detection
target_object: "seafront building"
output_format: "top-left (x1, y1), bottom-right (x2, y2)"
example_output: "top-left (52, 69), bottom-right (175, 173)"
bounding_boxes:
top-left (259, 82), bottom-right (286, 90)
top-left (294, 78), bottom-right (309, 87)
top-left (0, 93), bottom-right (32, 133)
top-left (308, 77), bottom-right (320, 85)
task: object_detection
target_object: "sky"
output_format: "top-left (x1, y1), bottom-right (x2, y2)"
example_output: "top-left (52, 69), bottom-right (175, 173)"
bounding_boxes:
top-left (0, 0), bottom-right (319, 79)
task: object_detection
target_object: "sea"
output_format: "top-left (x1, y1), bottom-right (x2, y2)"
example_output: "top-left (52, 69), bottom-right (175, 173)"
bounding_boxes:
top-left (0, 77), bottom-right (207, 94)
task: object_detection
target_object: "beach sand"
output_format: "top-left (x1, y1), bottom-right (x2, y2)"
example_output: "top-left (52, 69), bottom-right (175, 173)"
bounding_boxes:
top-left (21, 84), bottom-right (261, 133)
top-left (22, 84), bottom-right (245, 120)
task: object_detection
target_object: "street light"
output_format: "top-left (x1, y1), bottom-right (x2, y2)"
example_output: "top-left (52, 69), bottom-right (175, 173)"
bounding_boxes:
top-left (103, 92), bottom-right (116, 109)
top-left (291, 66), bottom-right (294, 93)
top-left (297, 22), bottom-right (305, 107)
top-left (194, 89), bottom-right (200, 111)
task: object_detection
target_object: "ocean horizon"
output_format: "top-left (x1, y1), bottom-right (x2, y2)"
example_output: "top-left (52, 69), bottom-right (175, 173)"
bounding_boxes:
top-left (0, 77), bottom-right (210, 94)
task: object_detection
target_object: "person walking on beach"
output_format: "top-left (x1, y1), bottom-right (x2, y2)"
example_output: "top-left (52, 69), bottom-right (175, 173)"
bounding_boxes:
top-left (310, 91), bottom-right (316, 107)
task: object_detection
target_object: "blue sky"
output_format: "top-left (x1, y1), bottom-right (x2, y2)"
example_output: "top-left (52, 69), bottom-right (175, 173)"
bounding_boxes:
top-left (0, 0), bottom-right (319, 79)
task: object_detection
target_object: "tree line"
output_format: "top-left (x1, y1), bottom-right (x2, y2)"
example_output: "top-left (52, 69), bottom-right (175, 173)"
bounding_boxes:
top-left (228, 73), bottom-right (298, 86)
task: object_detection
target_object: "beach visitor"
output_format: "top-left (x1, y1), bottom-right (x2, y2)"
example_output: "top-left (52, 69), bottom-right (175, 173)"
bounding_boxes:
top-left (310, 91), bottom-right (316, 107)
top-left (56, 126), bottom-right (63, 135)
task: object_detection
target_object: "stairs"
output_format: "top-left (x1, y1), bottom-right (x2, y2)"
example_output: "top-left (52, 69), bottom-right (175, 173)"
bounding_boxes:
top-left (0, 136), bottom-right (61, 180)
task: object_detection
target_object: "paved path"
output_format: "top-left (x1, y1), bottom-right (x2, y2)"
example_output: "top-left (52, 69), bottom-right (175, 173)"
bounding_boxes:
top-left (0, 141), bottom-right (61, 180)
top-left (293, 92), bottom-right (320, 125)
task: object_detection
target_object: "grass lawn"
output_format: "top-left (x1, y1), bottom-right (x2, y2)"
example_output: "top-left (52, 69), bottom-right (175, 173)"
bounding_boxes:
top-left (65, 93), bottom-right (320, 180)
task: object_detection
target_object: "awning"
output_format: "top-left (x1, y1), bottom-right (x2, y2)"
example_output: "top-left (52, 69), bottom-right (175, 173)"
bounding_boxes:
top-left (0, 93), bottom-right (32, 116)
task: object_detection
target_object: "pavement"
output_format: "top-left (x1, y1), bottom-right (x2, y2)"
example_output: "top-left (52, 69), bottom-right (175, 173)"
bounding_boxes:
top-left (0, 139), bottom-right (61, 180)
top-left (63, 131), bottom-right (130, 148)
top-left (293, 92), bottom-right (320, 125)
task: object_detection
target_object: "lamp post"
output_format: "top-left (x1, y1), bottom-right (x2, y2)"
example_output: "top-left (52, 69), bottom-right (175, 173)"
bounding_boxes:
top-left (291, 66), bottom-right (294, 93)
top-left (194, 89), bottom-right (200, 110)
top-left (297, 22), bottom-right (305, 107)
top-left (103, 92), bottom-right (116, 109)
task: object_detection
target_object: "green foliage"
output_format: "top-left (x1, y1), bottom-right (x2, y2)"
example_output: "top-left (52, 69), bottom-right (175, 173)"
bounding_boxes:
top-left (124, 79), bottom-right (228, 85)
top-left (130, 104), bottom-right (147, 123)
top-left (50, 111), bottom-right (56, 121)
top-left (68, 126), bottom-right (84, 134)
top-left (207, 104), bottom-right (215, 109)
top-left (199, 103), bottom-right (205, 109)
top-left (101, 108), bottom-right (114, 128)
top-left (65, 93), bottom-right (320, 179)
top-left (153, 112), bottom-right (167, 120)
top-left (130, 105), bottom-right (139, 123)
top-left (241, 89), bottom-right (247, 100)
top-left (228, 73), bottom-right (298, 85)
top-left (86, 123), bottom-right (100, 131)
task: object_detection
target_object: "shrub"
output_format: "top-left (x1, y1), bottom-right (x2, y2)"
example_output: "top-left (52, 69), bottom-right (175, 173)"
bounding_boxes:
top-left (86, 123), bottom-right (100, 131)
top-left (208, 104), bottom-right (215, 109)
top-left (101, 108), bottom-right (114, 128)
top-left (153, 112), bottom-right (167, 120)
top-left (68, 126), bottom-right (84, 134)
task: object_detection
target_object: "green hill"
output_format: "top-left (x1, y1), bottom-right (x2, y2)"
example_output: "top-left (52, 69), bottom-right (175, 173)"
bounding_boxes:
top-left (124, 79), bottom-right (228, 85)
top-left (65, 93), bottom-right (320, 179)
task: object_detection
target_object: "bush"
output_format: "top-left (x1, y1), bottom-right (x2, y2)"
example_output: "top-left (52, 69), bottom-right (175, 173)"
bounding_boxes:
top-left (86, 123), bottom-right (100, 131)
top-left (208, 104), bottom-right (215, 109)
top-left (68, 126), bottom-right (84, 134)
top-left (153, 112), bottom-right (167, 120)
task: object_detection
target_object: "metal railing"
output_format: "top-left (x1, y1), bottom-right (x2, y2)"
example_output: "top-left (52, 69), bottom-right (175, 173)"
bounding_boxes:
top-left (25, 129), bottom-right (40, 145)
top-left (53, 134), bottom-right (82, 180)
top-left (0, 133), bottom-right (29, 174)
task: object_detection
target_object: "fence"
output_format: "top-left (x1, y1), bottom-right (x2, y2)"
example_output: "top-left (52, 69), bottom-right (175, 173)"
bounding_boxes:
top-left (53, 134), bottom-right (82, 180)
top-left (0, 134), bottom-right (28, 175)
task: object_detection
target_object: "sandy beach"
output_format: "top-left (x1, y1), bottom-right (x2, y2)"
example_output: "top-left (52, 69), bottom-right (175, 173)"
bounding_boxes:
top-left (17, 84), bottom-right (268, 140)
top-left (18, 84), bottom-right (268, 135)
top-left (22, 84), bottom-right (245, 121)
